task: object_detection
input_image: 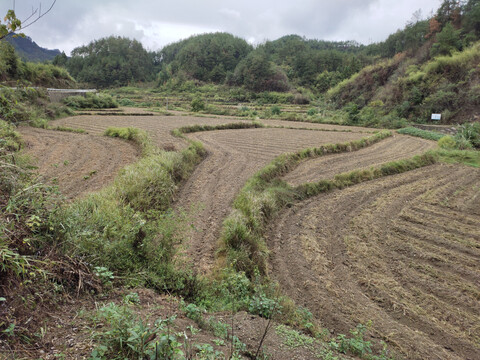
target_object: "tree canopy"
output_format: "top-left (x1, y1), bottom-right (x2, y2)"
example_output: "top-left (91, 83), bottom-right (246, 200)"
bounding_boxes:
top-left (66, 36), bottom-right (157, 88)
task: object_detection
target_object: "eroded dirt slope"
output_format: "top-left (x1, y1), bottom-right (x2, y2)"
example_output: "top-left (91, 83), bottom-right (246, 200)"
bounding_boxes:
top-left (268, 163), bottom-right (480, 360)
top-left (19, 127), bottom-right (139, 199)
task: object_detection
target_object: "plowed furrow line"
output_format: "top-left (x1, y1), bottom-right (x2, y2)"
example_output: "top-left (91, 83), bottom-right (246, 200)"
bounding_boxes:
top-left (392, 221), bottom-right (480, 261)
top-left (268, 164), bottom-right (480, 360)
top-left (409, 204), bottom-right (480, 228)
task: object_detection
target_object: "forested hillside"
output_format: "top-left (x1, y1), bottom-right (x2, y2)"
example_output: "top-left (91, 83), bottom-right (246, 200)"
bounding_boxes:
top-left (4, 33), bottom-right (60, 62)
top-left (328, 0), bottom-right (480, 125)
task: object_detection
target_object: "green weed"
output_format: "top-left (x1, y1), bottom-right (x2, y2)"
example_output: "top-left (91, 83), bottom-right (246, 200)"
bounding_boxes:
top-left (396, 127), bottom-right (444, 141)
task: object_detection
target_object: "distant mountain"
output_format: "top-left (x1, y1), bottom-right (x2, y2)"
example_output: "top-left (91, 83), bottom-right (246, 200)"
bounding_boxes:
top-left (5, 33), bottom-right (61, 62)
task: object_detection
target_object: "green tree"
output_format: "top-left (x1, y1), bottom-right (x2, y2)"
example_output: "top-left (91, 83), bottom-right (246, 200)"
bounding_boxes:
top-left (158, 32), bottom-right (252, 84)
top-left (430, 22), bottom-right (463, 57)
top-left (0, 41), bottom-right (19, 79)
top-left (0, 10), bottom-right (21, 41)
top-left (67, 37), bottom-right (156, 87)
top-left (463, 0), bottom-right (480, 36)
top-left (231, 49), bottom-right (290, 92)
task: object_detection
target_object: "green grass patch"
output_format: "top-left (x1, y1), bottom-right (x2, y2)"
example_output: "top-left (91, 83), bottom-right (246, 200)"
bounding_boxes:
top-left (436, 148), bottom-right (480, 167)
top-left (63, 93), bottom-right (118, 110)
top-left (173, 121), bottom-right (265, 136)
top-left (48, 128), bottom-right (207, 297)
top-left (29, 118), bottom-right (86, 134)
top-left (104, 127), bottom-right (153, 156)
top-left (396, 127), bottom-right (444, 141)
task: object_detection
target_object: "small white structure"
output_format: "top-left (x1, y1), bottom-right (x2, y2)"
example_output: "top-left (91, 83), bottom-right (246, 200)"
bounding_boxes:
top-left (431, 113), bottom-right (442, 121)
top-left (47, 88), bottom-right (97, 102)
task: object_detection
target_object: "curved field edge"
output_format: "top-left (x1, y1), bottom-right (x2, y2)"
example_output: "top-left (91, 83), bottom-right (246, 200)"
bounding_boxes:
top-left (218, 130), bottom-right (394, 276)
top-left (268, 163), bottom-right (480, 360)
top-left (48, 126), bottom-right (207, 296)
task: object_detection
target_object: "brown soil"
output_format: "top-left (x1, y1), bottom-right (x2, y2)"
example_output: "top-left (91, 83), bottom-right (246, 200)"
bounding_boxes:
top-left (176, 128), bottom-right (366, 274)
top-left (267, 163), bottom-right (480, 360)
top-left (283, 134), bottom-right (437, 186)
top-left (51, 112), bottom-right (371, 150)
top-left (18, 127), bottom-right (140, 199)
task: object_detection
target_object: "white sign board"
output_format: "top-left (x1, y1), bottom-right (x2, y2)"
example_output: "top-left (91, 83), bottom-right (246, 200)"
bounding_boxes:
top-left (431, 113), bottom-right (441, 121)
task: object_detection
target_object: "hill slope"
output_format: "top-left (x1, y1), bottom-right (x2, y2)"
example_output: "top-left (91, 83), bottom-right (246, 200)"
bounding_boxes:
top-left (5, 33), bottom-right (60, 62)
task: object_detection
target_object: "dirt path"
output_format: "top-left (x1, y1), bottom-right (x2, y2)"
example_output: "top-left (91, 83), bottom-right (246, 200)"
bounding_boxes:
top-left (267, 163), bottom-right (480, 360)
top-left (175, 128), bottom-right (367, 273)
top-left (19, 127), bottom-right (140, 199)
top-left (283, 134), bottom-right (437, 185)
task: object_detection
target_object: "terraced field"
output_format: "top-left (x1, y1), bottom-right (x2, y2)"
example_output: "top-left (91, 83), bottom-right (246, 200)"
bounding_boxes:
top-left (19, 127), bottom-right (140, 199)
top-left (283, 134), bottom-right (437, 185)
top-left (269, 163), bottom-right (480, 360)
top-left (25, 109), bottom-right (478, 359)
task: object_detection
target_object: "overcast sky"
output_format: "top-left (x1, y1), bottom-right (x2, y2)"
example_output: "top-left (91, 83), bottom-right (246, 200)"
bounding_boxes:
top-left (1, 0), bottom-right (442, 54)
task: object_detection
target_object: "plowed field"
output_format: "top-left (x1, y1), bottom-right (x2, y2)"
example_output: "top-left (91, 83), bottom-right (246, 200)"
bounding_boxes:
top-left (268, 163), bottom-right (480, 360)
top-left (177, 128), bottom-right (366, 272)
top-left (19, 127), bottom-right (140, 199)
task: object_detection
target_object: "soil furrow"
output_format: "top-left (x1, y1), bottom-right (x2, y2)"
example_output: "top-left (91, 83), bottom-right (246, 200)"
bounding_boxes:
top-left (267, 163), bottom-right (480, 360)
top-left (18, 127), bottom-right (140, 199)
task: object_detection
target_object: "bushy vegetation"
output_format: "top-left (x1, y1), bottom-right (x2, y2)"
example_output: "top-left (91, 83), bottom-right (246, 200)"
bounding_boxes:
top-left (0, 87), bottom-right (72, 124)
top-left (327, 0), bottom-right (480, 125)
top-left (398, 123), bottom-right (480, 149)
top-left (397, 127), bottom-right (445, 140)
top-left (63, 93), bottom-right (118, 109)
top-left (158, 32), bottom-right (252, 85)
top-left (1, 41), bottom-right (74, 87)
top-left (66, 36), bottom-right (157, 88)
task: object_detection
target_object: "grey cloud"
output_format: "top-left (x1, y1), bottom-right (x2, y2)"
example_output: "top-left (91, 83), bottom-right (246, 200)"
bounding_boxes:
top-left (1, 0), bottom-right (440, 54)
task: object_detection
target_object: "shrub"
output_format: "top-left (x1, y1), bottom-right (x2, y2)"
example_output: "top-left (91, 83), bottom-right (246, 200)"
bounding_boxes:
top-left (63, 93), bottom-right (118, 109)
top-left (455, 122), bottom-right (480, 148)
top-left (190, 97), bottom-right (205, 112)
top-left (271, 105), bottom-right (281, 115)
top-left (438, 135), bottom-right (456, 149)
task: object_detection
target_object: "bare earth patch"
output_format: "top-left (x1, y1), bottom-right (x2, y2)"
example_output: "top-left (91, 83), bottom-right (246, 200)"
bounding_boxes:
top-left (267, 163), bottom-right (480, 360)
top-left (18, 127), bottom-right (140, 199)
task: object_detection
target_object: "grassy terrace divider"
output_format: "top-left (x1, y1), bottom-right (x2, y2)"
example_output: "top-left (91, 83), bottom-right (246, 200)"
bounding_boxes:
top-left (216, 130), bottom-right (439, 278)
top-left (171, 121), bottom-right (265, 138)
top-left (397, 126), bottom-right (444, 141)
top-left (49, 127), bottom-right (207, 296)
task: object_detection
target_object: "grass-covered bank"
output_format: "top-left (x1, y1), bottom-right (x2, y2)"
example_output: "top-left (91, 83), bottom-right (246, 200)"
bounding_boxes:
top-left (1, 123), bottom-right (208, 355)
top-left (50, 127), bottom-right (207, 295)
top-left (218, 130), bottom-right (393, 277)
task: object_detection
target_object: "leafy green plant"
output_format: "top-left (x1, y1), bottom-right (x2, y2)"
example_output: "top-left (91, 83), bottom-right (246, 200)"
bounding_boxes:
top-left (271, 105), bottom-right (281, 115)
top-left (182, 302), bottom-right (205, 326)
top-left (438, 135), bottom-right (457, 149)
top-left (91, 303), bottom-right (184, 360)
top-left (63, 93), bottom-right (118, 109)
top-left (455, 122), bottom-right (480, 149)
top-left (191, 97), bottom-right (206, 112)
